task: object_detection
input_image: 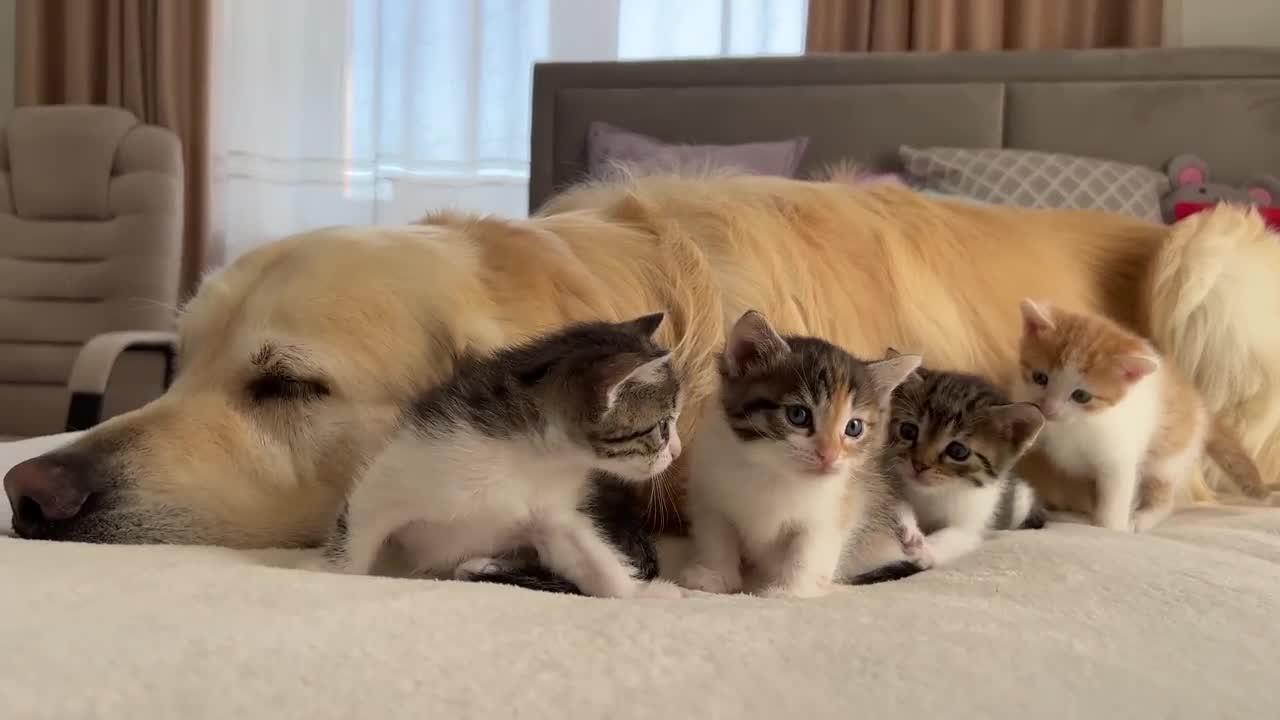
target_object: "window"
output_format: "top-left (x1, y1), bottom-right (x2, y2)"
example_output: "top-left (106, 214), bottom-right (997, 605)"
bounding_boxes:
top-left (217, 0), bottom-right (808, 258)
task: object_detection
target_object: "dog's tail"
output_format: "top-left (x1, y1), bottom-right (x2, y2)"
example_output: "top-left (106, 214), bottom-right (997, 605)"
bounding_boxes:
top-left (1205, 415), bottom-right (1269, 499)
top-left (1143, 203), bottom-right (1280, 501)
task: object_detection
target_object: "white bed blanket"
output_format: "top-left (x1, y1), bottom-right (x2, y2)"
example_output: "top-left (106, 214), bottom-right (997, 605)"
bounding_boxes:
top-left (2, 435), bottom-right (1277, 719)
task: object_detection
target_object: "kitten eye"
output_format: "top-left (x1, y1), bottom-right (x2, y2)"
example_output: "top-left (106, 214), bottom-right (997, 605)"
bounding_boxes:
top-left (944, 441), bottom-right (971, 461)
top-left (1071, 389), bottom-right (1092, 404)
top-left (1032, 371), bottom-right (1049, 386)
top-left (784, 405), bottom-right (812, 428)
top-left (845, 418), bottom-right (864, 438)
top-left (898, 422), bottom-right (918, 442)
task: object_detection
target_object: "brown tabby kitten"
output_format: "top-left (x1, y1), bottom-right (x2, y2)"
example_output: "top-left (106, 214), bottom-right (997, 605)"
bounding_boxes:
top-left (885, 350), bottom-right (1047, 567)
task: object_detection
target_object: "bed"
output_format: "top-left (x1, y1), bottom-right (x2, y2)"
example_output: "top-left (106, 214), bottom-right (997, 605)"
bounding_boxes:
top-left (5, 47), bottom-right (1280, 720)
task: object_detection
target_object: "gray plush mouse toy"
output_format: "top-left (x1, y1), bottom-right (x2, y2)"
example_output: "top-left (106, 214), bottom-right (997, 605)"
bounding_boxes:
top-left (1162, 154), bottom-right (1280, 221)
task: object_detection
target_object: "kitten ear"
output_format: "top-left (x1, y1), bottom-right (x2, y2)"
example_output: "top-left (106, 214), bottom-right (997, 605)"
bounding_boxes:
top-left (1116, 353), bottom-right (1159, 382)
top-left (1019, 299), bottom-right (1055, 336)
top-left (723, 310), bottom-right (789, 376)
top-left (884, 347), bottom-right (923, 384)
top-left (866, 353), bottom-right (922, 399)
top-left (619, 312), bottom-right (665, 338)
top-left (983, 403), bottom-right (1045, 457)
top-left (598, 352), bottom-right (672, 411)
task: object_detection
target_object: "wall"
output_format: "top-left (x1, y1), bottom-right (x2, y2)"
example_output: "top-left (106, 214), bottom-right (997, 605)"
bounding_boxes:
top-left (1165, 0), bottom-right (1280, 46)
top-left (0, 0), bottom-right (14, 124)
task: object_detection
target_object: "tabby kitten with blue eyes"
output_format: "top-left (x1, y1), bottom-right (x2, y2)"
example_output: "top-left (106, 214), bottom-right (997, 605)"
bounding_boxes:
top-left (885, 349), bottom-right (1048, 567)
top-left (679, 311), bottom-right (923, 598)
top-left (322, 313), bottom-right (684, 599)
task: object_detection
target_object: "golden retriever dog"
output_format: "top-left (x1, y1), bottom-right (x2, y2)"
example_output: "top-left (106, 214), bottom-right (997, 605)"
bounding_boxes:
top-left (5, 174), bottom-right (1278, 547)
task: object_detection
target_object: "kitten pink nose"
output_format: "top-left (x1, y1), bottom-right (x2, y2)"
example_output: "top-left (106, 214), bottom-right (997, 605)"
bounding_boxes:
top-left (817, 448), bottom-right (839, 470)
top-left (667, 430), bottom-right (682, 460)
top-left (911, 460), bottom-right (929, 474)
top-left (1040, 402), bottom-right (1061, 419)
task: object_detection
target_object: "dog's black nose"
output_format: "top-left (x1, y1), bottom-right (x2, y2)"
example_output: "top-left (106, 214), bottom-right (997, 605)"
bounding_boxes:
top-left (4, 457), bottom-right (92, 538)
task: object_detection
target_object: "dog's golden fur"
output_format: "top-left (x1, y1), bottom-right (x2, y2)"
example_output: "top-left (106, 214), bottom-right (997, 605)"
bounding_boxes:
top-left (1142, 204), bottom-right (1280, 501)
top-left (27, 174), bottom-right (1279, 547)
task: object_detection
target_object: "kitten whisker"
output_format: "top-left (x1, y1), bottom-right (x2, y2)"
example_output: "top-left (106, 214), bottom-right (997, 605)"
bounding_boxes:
top-left (644, 477), bottom-right (663, 529)
top-left (651, 474), bottom-right (674, 531)
top-left (684, 310), bottom-right (922, 595)
top-left (332, 314), bottom-right (677, 598)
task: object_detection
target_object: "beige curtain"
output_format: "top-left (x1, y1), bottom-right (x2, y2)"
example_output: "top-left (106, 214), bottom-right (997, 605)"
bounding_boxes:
top-left (15, 0), bottom-right (212, 297)
top-left (807, 0), bottom-right (1165, 53)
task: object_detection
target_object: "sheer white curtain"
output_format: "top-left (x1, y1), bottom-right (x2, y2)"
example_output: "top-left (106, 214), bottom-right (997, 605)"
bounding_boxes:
top-left (214, 0), bottom-right (808, 260)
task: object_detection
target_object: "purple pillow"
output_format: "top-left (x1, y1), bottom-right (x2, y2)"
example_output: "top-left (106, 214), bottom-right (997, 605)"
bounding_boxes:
top-left (586, 122), bottom-right (809, 178)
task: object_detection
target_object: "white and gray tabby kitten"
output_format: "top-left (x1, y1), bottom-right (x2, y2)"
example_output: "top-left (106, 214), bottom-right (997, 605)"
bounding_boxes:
top-left (679, 310), bottom-right (926, 599)
top-left (322, 312), bottom-right (684, 599)
top-left (885, 349), bottom-right (1048, 568)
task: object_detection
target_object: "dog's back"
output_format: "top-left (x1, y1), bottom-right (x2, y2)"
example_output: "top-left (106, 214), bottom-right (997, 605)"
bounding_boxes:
top-left (8, 173), bottom-right (1273, 548)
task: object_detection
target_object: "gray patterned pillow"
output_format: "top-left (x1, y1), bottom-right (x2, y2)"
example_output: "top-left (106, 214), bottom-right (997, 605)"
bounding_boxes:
top-left (588, 122), bottom-right (809, 179)
top-left (900, 146), bottom-right (1169, 221)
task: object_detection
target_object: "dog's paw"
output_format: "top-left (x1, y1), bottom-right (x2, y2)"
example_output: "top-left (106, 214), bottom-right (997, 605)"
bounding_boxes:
top-left (679, 564), bottom-right (742, 594)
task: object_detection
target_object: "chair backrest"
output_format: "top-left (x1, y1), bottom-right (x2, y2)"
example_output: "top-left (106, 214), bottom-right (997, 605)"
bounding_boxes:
top-left (0, 105), bottom-right (183, 438)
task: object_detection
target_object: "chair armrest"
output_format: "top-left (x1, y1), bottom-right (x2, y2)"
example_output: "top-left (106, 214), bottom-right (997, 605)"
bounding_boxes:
top-left (66, 331), bottom-right (179, 431)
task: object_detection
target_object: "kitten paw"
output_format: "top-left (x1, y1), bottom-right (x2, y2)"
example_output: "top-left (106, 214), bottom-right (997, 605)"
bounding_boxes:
top-left (1130, 510), bottom-right (1165, 533)
top-left (759, 579), bottom-right (830, 600)
top-left (679, 564), bottom-right (742, 594)
top-left (1095, 512), bottom-right (1135, 533)
top-left (898, 524), bottom-right (936, 569)
top-left (634, 579), bottom-right (687, 599)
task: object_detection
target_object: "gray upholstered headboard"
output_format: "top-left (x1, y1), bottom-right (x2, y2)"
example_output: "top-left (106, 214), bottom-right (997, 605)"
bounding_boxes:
top-left (529, 47), bottom-right (1280, 213)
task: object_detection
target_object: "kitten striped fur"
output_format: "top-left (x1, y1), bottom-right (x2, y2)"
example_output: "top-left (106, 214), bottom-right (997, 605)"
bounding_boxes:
top-left (886, 349), bottom-right (1047, 566)
top-left (680, 311), bottom-right (926, 598)
top-left (321, 313), bottom-right (684, 598)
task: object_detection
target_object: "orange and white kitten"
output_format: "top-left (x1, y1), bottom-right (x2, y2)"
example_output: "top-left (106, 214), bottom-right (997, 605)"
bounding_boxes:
top-left (1014, 299), bottom-right (1265, 532)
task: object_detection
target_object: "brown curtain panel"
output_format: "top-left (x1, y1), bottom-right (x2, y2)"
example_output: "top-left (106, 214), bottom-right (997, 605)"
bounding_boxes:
top-left (808, 0), bottom-right (1165, 53)
top-left (15, 0), bottom-right (212, 297)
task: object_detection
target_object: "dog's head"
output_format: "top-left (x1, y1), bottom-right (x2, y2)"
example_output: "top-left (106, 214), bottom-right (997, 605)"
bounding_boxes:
top-left (4, 225), bottom-right (508, 547)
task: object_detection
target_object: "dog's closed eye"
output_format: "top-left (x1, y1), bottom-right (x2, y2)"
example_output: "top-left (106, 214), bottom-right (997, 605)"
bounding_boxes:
top-left (247, 374), bottom-right (330, 403)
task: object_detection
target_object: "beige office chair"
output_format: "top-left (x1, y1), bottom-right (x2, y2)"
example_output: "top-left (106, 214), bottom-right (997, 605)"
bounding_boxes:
top-left (0, 105), bottom-right (182, 439)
